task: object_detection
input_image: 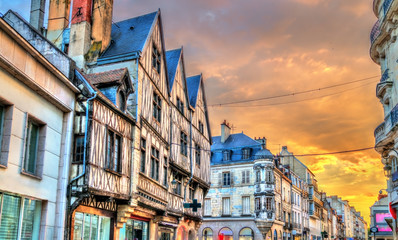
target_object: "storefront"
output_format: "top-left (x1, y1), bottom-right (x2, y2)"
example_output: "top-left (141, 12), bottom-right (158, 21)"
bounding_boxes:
top-left (119, 216), bottom-right (150, 240)
top-left (71, 205), bottom-right (116, 240)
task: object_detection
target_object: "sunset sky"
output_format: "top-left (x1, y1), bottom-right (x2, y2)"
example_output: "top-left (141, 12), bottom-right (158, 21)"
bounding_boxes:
top-left (0, 0), bottom-right (384, 224)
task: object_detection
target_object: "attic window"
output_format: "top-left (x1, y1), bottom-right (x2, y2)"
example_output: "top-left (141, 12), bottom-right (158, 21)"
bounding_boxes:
top-left (152, 44), bottom-right (161, 74)
top-left (242, 148), bottom-right (251, 159)
top-left (223, 150), bottom-right (231, 161)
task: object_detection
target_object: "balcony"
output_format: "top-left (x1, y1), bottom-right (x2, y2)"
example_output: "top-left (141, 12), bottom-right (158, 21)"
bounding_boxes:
top-left (376, 69), bottom-right (393, 99)
top-left (370, 20), bottom-right (381, 45)
top-left (375, 103), bottom-right (398, 145)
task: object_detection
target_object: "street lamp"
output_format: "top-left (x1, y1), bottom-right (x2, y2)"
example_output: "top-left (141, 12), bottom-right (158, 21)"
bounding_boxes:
top-left (384, 163), bottom-right (392, 177)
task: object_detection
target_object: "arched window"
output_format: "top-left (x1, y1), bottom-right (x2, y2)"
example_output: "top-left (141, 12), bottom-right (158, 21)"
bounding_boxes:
top-left (219, 227), bottom-right (233, 240)
top-left (203, 228), bottom-right (213, 240)
top-left (274, 230), bottom-right (278, 240)
top-left (239, 227), bottom-right (253, 240)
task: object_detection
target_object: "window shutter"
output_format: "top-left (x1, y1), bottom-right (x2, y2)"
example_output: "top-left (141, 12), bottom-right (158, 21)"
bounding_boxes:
top-left (242, 171), bottom-right (245, 184)
top-left (230, 172), bottom-right (234, 185)
top-left (219, 173), bottom-right (222, 186)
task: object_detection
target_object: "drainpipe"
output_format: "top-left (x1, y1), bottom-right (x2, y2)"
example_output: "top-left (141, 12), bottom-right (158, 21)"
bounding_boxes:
top-left (184, 109), bottom-right (193, 201)
top-left (70, 70), bottom-right (97, 183)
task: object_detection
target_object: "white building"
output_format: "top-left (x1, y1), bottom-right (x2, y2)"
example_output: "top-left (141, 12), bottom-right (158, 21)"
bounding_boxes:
top-left (0, 14), bottom-right (78, 239)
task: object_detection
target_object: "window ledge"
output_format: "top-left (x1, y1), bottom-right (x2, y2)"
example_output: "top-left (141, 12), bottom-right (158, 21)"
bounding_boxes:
top-left (21, 170), bottom-right (42, 180)
top-left (104, 168), bottom-right (122, 177)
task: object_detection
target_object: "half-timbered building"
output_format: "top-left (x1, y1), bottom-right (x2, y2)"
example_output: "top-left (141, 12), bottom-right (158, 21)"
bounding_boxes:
top-left (68, 69), bottom-right (136, 239)
top-left (166, 48), bottom-right (212, 238)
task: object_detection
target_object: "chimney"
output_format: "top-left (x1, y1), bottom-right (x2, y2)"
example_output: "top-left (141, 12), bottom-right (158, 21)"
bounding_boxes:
top-left (255, 137), bottom-right (267, 149)
top-left (221, 120), bottom-right (231, 143)
top-left (47, 0), bottom-right (71, 48)
top-left (30, 0), bottom-right (46, 33)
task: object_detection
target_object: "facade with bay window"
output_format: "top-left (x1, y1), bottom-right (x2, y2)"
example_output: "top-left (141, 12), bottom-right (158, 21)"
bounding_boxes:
top-left (198, 122), bottom-right (270, 239)
top-left (371, 0), bottom-right (398, 235)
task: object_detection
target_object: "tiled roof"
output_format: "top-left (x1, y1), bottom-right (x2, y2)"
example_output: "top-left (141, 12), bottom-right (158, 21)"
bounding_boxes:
top-left (165, 48), bottom-right (181, 92)
top-left (186, 74), bottom-right (201, 108)
top-left (84, 68), bottom-right (128, 85)
top-left (99, 11), bottom-right (158, 60)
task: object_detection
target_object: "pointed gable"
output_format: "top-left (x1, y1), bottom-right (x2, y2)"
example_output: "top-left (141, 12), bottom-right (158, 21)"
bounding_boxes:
top-left (186, 74), bottom-right (201, 108)
top-left (98, 11), bottom-right (158, 64)
top-left (165, 48), bottom-right (182, 92)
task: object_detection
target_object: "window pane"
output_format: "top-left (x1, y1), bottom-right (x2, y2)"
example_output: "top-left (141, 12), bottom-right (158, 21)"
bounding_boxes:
top-left (0, 194), bottom-right (21, 239)
top-left (21, 198), bottom-right (41, 240)
top-left (0, 106), bottom-right (4, 149)
top-left (83, 214), bottom-right (91, 239)
top-left (91, 215), bottom-right (98, 240)
top-left (74, 136), bottom-right (85, 163)
top-left (99, 216), bottom-right (110, 240)
top-left (73, 212), bottom-right (84, 240)
top-left (25, 122), bottom-right (39, 174)
top-left (114, 135), bottom-right (121, 172)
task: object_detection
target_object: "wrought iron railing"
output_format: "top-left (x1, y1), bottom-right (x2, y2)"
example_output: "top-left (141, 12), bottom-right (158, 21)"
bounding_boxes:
top-left (383, 0), bottom-right (394, 15)
top-left (380, 69), bottom-right (390, 82)
top-left (370, 20), bottom-right (381, 44)
top-left (374, 122), bottom-right (385, 143)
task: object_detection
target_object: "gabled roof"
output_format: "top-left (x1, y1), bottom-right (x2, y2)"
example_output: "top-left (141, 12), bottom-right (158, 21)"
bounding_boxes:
top-left (186, 74), bottom-right (201, 108)
top-left (99, 11), bottom-right (158, 60)
top-left (165, 48), bottom-right (182, 91)
top-left (212, 133), bottom-right (262, 150)
top-left (84, 68), bottom-right (129, 86)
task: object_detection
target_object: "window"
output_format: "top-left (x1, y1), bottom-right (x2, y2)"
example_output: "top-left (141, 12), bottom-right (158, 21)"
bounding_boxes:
top-left (106, 129), bottom-right (122, 173)
top-left (199, 121), bottom-right (204, 134)
top-left (255, 198), bottom-right (261, 211)
top-left (242, 148), bottom-right (251, 159)
top-left (219, 228), bottom-right (233, 240)
top-left (204, 199), bottom-right (211, 216)
top-left (152, 44), bottom-right (161, 73)
top-left (202, 228), bottom-right (213, 240)
top-left (173, 174), bottom-right (182, 196)
top-left (73, 135), bottom-right (85, 163)
top-left (239, 228), bottom-right (254, 240)
top-left (117, 91), bottom-right (126, 111)
top-left (180, 131), bottom-right (188, 156)
top-left (23, 119), bottom-right (43, 175)
top-left (195, 143), bottom-right (201, 166)
top-left (153, 92), bottom-right (162, 122)
top-left (242, 196), bottom-right (250, 215)
top-left (256, 170), bottom-right (261, 183)
top-left (242, 170), bottom-right (250, 184)
top-left (150, 147), bottom-right (159, 181)
top-left (140, 138), bottom-right (146, 173)
top-left (0, 193), bottom-right (42, 239)
top-left (223, 172), bottom-right (231, 187)
top-left (222, 150), bottom-right (231, 161)
top-left (163, 157), bottom-right (168, 186)
top-left (266, 197), bottom-right (272, 210)
top-left (176, 97), bottom-right (184, 115)
top-left (222, 198), bottom-right (230, 215)
top-left (266, 170), bottom-right (273, 183)
top-left (188, 184), bottom-right (195, 200)
top-left (73, 212), bottom-right (111, 240)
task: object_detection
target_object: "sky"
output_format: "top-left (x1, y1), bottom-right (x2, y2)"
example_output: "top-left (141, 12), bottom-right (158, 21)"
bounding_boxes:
top-left (0, 0), bottom-right (384, 225)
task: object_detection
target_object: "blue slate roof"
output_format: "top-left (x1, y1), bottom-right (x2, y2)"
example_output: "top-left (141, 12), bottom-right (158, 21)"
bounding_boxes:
top-left (211, 133), bottom-right (272, 165)
top-left (212, 133), bottom-right (261, 150)
top-left (165, 48), bottom-right (181, 91)
top-left (186, 75), bottom-right (201, 108)
top-left (99, 11), bottom-right (158, 61)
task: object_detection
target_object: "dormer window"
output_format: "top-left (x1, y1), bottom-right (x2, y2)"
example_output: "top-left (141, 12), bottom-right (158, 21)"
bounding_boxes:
top-left (242, 148), bottom-right (251, 159)
top-left (117, 90), bottom-right (126, 111)
top-left (223, 150), bottom-right (231, 161)
top-left (177, 97), bottom-right (184, 115)
top-left (152, 44), bottom-right (161, 74)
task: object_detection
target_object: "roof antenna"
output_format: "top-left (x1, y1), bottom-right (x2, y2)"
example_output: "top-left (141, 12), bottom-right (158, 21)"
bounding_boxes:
top-left (230, 124), bottom-right (237, 133)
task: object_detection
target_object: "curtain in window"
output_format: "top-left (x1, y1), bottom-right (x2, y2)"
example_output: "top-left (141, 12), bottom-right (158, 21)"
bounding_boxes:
top-left (0, 194), bottom-right (21, 239)
top-left (222, 198), bottom-right (230, 215)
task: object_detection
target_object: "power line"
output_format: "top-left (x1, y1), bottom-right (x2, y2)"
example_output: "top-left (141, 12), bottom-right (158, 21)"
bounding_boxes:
top-left (168, 142), bottom-right (387, 158)
top-left (212, 80), bottom-right (375, 108)
top-left (209, 75), bottom-right (379, 107)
